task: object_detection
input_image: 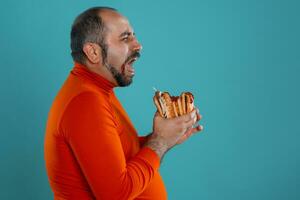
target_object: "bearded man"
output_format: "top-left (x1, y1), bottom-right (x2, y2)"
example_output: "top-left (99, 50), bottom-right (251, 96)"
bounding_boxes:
top-left (44, 7), bottom-right (202, 200)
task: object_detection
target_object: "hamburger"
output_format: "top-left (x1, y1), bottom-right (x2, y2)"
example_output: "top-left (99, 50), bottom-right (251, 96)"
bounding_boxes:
top-left (153, 91), bottom-right (194, 118)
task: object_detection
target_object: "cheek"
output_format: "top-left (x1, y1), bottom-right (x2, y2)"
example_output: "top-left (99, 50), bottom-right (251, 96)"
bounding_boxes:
top-left (107, 44), bottom-right (129, 64)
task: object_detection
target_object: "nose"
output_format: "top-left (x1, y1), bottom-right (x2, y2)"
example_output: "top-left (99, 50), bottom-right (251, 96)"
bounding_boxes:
top-left (132, 38), bottom-right (142, 52)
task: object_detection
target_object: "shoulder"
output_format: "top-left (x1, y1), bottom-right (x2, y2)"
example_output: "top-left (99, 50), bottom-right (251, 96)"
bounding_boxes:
top-left (59, 91), bottom-right (117, 136)
top-left (66, 91), bottom-right (112, 114)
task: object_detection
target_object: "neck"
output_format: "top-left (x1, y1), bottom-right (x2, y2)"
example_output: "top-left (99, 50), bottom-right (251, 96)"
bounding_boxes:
top-left (84, 61), bottom-right (118, 87)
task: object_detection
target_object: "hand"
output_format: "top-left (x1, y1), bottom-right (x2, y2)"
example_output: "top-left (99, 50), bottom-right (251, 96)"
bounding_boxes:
top-left (176, 108), bottom-right (203, 144)
top-left (152, 109), bottom-right (198, 148)
top-left (144, 109), bottom-right (199, 159)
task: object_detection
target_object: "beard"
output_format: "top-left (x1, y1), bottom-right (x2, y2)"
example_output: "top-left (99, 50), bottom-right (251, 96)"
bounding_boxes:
top-left (106, 63), bottom-right (133, 87)
top-left (104, 51), bottom-right (140, 87)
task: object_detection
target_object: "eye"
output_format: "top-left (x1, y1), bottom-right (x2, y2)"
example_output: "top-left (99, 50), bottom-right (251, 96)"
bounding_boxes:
top-left (121, 37), bottom-right (129, 42)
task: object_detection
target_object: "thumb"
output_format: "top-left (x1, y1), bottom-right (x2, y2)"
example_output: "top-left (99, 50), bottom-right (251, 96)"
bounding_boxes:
top-left (154, 110), bottom-right (164, 120)
top-left (154, 111), bottom-right (160, 116)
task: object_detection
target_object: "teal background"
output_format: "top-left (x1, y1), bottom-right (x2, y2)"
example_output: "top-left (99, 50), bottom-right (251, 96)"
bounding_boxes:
top-left (0, 0), bottom-right (299, 199)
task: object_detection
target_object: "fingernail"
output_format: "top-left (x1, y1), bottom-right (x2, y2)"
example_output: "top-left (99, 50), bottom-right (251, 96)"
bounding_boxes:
top-left (191, 111), bottom-right (196, 119)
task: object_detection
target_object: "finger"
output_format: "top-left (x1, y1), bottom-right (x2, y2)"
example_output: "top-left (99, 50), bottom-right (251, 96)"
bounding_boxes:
top-left (177, 125), bottom-right (203, 144)
top-left (154, 111), bottom-right (160, 117)
top-left (197, 113), bottom-right (202, 122)
top-left (154, 111), bottom-right (165, 121)
top-left (184, 116), bottom-right (197, 129)
top-left (184, 127), bottom-right (195, 137)
top-left (176, 132), bottom-right (190, 144)
top-left (192, 124), bottom-right (204, 133)
top-left (195, 108), bottom-right (202, 121)
top-left (176, 109), bottom-right (196, 123)
top-left (196, 108), bottom-right (200, 119)
top-left (176, 126), bottom-right (198, 144)
top-left (184, 124), bottom-right (203, 135)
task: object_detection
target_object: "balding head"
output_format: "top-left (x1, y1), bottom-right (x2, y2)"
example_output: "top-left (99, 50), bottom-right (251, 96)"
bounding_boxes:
top-left (70, 7), bottom-right (118, 65)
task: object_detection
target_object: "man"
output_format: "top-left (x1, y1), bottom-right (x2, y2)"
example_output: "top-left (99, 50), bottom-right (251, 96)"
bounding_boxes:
top-left (44, 7), bottom-right (203, 200)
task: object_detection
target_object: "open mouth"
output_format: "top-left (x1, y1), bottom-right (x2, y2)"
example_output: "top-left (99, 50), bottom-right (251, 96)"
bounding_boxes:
top-left (125, 57), bottom-right (138, 75)
top-left (128, 57), bottom-right (138, 65)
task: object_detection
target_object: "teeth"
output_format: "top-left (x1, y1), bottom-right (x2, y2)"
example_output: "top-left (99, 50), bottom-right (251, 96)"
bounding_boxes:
top-left (128, 59), bottom-right (135, 65)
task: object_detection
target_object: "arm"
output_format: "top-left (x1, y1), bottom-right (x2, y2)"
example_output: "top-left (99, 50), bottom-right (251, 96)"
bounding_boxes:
top-left (61, 92), bottom-right (160, 200)
top-left (138, 133), bottom-right (152, 147)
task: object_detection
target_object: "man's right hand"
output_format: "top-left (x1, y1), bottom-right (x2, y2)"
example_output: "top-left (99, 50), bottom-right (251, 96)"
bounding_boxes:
top-left (144, 108), bottom-right (203, 159)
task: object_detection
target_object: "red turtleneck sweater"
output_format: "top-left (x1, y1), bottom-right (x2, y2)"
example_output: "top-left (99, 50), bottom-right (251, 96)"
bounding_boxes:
top-left (44, 63), bottom-right (167, 200)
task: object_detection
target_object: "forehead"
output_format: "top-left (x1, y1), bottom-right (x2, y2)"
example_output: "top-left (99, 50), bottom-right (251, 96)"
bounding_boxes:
top-left (100, 10), bottom-right (133, 35)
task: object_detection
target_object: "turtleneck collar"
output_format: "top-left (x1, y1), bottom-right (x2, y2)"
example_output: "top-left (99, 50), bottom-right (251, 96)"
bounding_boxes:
top-left (71, 62), bottom-right (116, 93)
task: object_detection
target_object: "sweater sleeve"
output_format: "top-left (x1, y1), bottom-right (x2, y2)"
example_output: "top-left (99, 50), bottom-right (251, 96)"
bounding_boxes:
top-left (60, 92), bottom-right (160, 200)
top-left (138, 136), bottom-right (147, 147)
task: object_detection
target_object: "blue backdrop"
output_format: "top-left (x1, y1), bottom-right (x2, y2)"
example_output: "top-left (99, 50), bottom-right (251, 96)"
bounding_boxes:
top-left (0, 0), bottom-right (299, 199)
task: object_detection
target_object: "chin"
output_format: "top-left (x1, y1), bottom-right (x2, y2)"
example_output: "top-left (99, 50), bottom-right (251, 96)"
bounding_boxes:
top-left (118, 77), bottom-right (133, 87)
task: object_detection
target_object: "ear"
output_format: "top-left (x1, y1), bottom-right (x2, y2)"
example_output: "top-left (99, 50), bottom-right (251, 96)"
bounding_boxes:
top-left (82, 43), bottom-right (102, 64)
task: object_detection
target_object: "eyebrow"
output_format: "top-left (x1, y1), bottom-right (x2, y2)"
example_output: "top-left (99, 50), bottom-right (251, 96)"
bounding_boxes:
top-left (119, 31), bottom-right (135, 38)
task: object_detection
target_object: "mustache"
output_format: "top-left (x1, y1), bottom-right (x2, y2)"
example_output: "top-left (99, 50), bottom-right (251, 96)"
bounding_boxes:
top-left (125, 51), bottom-right (141, 63)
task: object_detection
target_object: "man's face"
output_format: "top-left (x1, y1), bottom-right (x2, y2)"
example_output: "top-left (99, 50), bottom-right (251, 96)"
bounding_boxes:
top-left (101, 11), bottom-right (142, 87)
